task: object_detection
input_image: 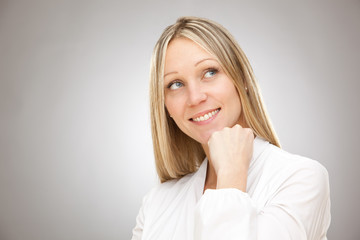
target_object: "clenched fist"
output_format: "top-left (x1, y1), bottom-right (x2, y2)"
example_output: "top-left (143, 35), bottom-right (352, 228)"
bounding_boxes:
top-left (207, 124), bottom-right (254, 191)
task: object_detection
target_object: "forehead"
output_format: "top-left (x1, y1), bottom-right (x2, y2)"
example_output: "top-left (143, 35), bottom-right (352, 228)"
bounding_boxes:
top-left (164, 38), bottom-right (214, 69)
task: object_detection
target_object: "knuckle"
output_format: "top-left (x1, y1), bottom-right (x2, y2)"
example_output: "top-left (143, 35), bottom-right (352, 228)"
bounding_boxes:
top-left (244, 128), bottom-right (253, 135)
top-left (246, 128), bottom-right (253, 133)
top-left (222, 127), bottom-right (230, 133)
top-left (211, 130), bottom-right (220, 138)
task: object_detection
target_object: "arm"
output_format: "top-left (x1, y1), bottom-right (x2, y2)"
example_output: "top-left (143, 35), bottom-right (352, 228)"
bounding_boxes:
top-left (194, 157), bottom-right (331, 240)
top-left (197, 125), bottom-right (330, 239)
top-left (131, 196), bottom-right (146, 240)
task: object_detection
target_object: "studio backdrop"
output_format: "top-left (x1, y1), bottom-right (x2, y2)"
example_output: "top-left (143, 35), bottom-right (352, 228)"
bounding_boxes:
top-left (0, 0), bottom-right (359, 239)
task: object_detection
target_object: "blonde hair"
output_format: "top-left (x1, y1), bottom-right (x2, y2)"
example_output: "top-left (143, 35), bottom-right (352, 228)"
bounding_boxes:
top-left (150, 16), bottom-right (280, 183)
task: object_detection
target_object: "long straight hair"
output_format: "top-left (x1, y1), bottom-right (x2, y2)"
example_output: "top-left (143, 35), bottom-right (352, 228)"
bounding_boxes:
top-left (150, 16), bottom-right (280, 183)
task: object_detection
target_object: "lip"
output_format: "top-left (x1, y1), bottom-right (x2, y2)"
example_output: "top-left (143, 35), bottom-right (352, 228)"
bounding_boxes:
top-left (189, 108), bottom-right (221, 125)
top-left (189, 108), bottom-right (220, 120)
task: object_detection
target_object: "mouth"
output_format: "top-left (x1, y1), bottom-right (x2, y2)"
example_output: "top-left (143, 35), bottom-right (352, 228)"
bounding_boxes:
top-left (189, 108), bottom-right (221, 122)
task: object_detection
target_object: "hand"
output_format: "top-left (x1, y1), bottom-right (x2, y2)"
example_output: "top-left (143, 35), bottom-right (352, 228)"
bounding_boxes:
top-left (207, 124), bottom-right (254, 191)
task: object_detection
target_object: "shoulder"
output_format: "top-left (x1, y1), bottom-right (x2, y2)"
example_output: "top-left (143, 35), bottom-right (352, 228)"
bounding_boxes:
top-left (266, 144), bottom-right (328, 172)
top-left (262, 144), bottom-right (330, 193)
top-left (255, 144), bottom-right (331, 238)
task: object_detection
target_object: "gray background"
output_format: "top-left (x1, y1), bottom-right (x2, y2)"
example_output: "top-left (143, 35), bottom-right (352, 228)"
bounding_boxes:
top-left (0, 0), bottom-right (359, 239)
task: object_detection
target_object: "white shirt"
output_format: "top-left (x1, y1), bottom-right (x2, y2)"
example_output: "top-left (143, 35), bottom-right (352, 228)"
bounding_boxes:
top-left (131, 137), bottom-right (331, 240)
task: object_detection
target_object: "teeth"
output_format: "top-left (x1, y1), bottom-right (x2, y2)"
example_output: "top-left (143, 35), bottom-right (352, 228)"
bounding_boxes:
top-left (193, 109), bottom-right (220, 122)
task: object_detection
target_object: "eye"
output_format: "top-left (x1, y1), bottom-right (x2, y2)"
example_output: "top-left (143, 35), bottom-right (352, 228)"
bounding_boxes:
top-left (168, 81), bottom-right (184, 90)
top-left (204, 68), bottom-right (218, 78)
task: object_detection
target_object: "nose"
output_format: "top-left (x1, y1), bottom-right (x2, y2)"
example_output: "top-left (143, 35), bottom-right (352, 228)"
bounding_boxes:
top-left (186, 83), bottom-right (207, 106)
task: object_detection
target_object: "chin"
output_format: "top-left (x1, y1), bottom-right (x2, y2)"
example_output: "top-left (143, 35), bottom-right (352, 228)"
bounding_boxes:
top-left (194, 130), bottom-right (217, 144)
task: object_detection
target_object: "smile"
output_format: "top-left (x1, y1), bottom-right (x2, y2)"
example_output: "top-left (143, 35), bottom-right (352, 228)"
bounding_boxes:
top-left (191, 108), bottom-right (220, 122)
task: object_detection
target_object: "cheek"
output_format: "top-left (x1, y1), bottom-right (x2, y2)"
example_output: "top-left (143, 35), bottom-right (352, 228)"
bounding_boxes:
top-left (229, 91), bottom-right (244, 124)
top-left (165, 97), bottom-right (194, 137)
top-left (229, 90), bottom-right (242, 112)
top-left (228, 88), bottom-right (241, 107)
top-left (217, 81), bottom-right (241, 105)
top-left (221, 83), bottom-right (243, 119)
top-left (165, 97), bottom-right (184, 122)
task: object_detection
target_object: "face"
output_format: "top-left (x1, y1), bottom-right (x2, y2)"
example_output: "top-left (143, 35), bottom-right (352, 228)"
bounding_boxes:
top-left (163, 37), bottom-right (245, 145)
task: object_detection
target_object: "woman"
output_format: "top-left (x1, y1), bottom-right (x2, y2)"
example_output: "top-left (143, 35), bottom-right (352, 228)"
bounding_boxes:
top-left (132, 16), bottom-right (330, 240)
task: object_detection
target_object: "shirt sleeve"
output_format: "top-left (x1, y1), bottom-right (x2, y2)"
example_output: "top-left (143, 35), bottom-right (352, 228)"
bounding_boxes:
top-left (131, 194), bottom-right (147, 240)
top-left (194, 161), bottom-right (331, 240)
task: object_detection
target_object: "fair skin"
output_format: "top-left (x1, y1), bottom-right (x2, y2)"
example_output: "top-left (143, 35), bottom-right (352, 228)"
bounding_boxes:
top-left (163, 37), bottom-right (254, 192)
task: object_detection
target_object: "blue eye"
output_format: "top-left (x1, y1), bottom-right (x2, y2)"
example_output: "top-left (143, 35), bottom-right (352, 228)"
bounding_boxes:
top-left (168, 81), bottom-right (183, 90)
top-left (204, 69), bottom-right (218, 78)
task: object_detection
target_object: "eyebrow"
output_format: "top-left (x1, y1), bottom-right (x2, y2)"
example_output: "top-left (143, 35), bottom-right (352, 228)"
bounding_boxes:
top-left (194, 58), bottom-right (216, 67)
top-left (163, 58), bottom-right (217, 78)
top-left (164, 71), bottom-right (177, 78)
